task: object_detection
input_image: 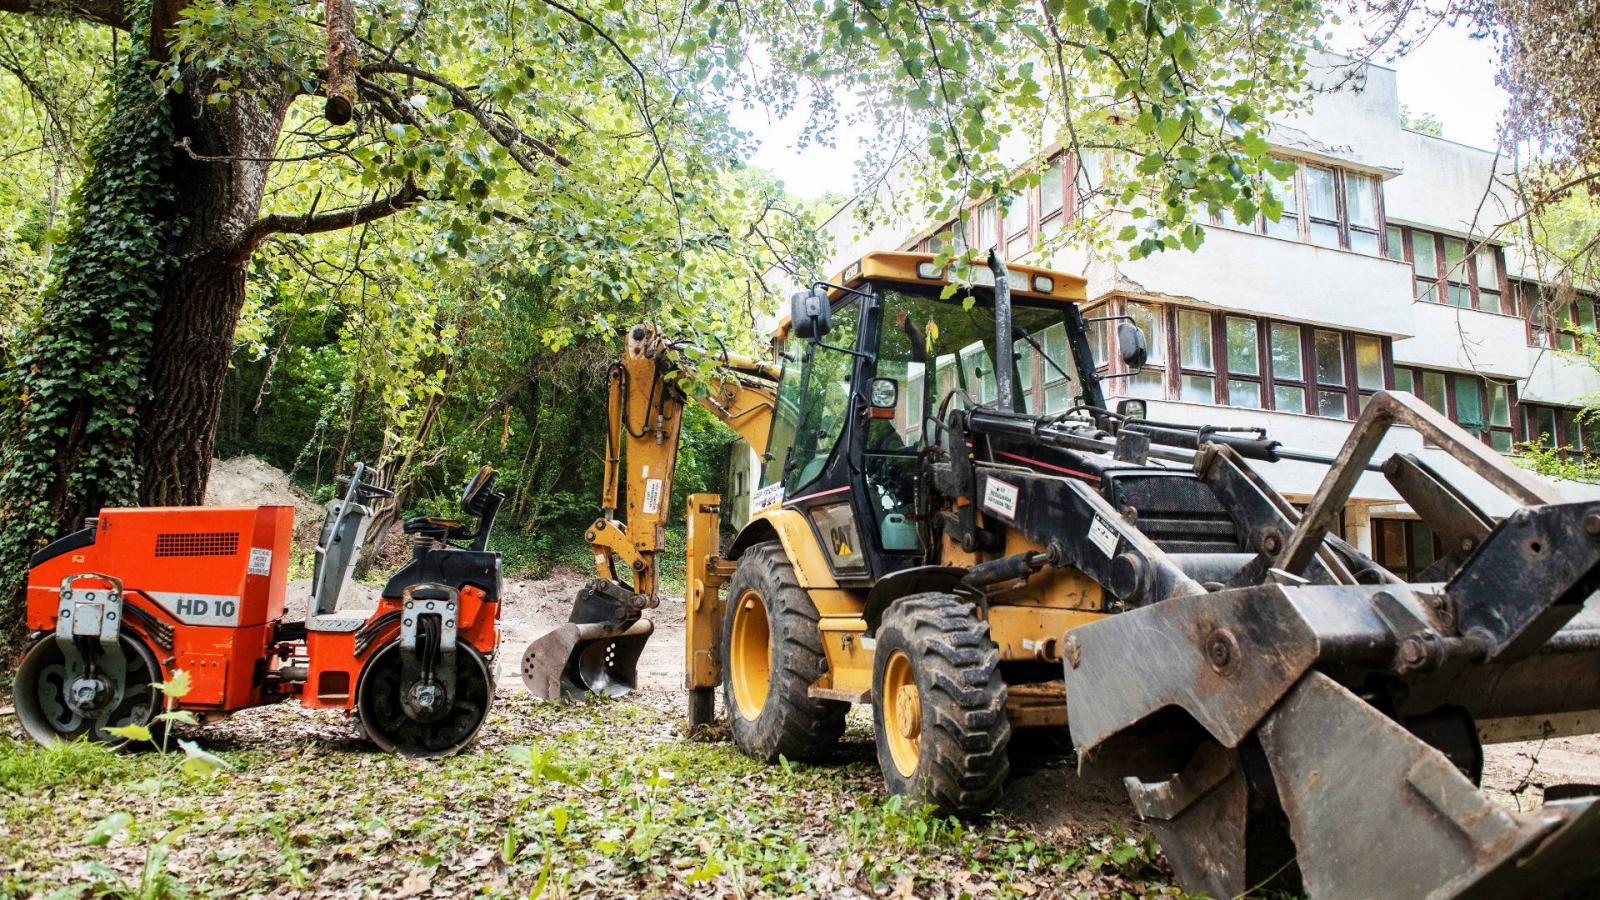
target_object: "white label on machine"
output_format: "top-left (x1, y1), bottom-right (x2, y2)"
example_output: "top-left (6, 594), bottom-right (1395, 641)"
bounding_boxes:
top-left (149, 592), bottom-right (242, 627)
top-left (982, 477), bottom-right (1019, 520)
top-left (1087, 515), bottom-right (1120, 558)
top-left (642, 478), bottom-right (664, 515)
top-left (753, 482), bottom-right (785, 509)
top-left (247, 547), bottom-right (273, 576)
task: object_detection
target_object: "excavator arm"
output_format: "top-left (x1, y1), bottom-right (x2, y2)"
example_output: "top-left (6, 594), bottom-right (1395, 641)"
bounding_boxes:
top-left (520, 324), bottom-right (777, 701)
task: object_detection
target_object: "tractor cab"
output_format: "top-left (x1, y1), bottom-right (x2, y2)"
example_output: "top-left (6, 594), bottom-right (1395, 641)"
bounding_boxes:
top-left (761, 252), bottom-right (1126, 584)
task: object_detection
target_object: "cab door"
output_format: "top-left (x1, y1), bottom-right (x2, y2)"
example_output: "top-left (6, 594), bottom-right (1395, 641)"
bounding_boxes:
top-left (756, 293), bottom-right (874, 582)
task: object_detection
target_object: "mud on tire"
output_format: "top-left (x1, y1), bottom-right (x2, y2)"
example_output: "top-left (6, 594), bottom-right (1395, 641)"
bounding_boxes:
top-left (721, 541), bottom-right (848, 762)
top-left (872, 592), bottom-right (1010, 817)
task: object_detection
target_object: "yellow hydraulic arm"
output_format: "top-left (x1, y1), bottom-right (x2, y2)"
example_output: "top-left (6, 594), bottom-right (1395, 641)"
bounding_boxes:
top-left (586, 324), bottom-right (778, 603)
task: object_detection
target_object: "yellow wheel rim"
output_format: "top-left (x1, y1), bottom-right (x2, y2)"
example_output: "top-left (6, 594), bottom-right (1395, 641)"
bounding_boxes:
top-left (882, 649), bottom-right (921, 778)
top-left (729, 589), bottom-right (771, 720)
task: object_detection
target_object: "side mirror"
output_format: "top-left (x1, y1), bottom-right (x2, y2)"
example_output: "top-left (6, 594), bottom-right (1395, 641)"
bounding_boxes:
top-left (790, 287), bottom-right (832, 341)
top-left (869, 378), bottom-right (899, 417)
top-left (1117, 321), bottom-right (1149, 369)
top-left (1116, 398), bottom-right (1148, 420)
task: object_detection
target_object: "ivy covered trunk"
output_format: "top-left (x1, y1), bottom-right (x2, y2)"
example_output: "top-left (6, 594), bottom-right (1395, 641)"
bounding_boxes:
top-left (0, 45), bottom-right (291, 643)
top-left (138, 72), bottom-right (291, 505)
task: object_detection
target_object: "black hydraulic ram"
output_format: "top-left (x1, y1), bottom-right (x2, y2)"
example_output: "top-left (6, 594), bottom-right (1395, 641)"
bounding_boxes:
top-left (964, 407), bottom-right (1372, 473)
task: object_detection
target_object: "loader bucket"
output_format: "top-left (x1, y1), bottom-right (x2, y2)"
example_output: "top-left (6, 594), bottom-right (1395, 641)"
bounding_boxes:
top-left (521, 618), bottom-right (653, 700)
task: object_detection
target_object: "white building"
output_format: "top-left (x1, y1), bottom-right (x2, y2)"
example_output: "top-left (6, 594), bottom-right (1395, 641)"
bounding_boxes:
top-left (792, 52), bottom-right (1600, 567)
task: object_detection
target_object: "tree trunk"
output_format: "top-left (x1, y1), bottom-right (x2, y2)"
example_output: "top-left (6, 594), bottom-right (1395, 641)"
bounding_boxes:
top-left (136, 73), bottom-right (292, 505)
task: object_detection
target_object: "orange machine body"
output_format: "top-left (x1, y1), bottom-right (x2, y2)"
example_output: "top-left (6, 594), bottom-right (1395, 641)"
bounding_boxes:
top-left (300, 584), bottom-right (498, 709)
top-left (25, 506), bottom-right (294, 712)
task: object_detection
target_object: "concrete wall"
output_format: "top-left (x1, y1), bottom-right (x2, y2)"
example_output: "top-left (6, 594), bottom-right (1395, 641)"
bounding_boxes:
top-left (1270, 53), bottom-right (1404, 174)
top-left (1384, 131), bottom-right (1517, 238)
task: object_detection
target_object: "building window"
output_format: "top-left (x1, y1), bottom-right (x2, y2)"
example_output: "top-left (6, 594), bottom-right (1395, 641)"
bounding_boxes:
top-left (1210, 159), bottom-right (1382, 253)
top-left (1225, 317), bottom-right (1263, 409)
top-left (1518, 281), bottom-right (1598, 351)
top-left (1110, 302), bottom-right (1390, 418)
top-left (1443, 236), bottom-right (1471, 307)
top-left (1385, 224), bottom-right (1405, 261)
top-left (1038, 155), bottom-right (1066, 243)
top-left (1411, 231), bottom-right (1440, 302)
top-left (1304, 166), bottom-right (1341, 248)
top-left (1344, 172), bottom-right (1380, 255)
top-left (1126, 301), bottom-right (1165, 399)
top-left (1311, 329), bottom-right (1348, 417)
top-left (1520, 403), bottom-right (1600, 458)
top-left (1265, 167), bottom-right (1300, 240)
top-left (1474, 245), bottom-right (1503, 314)
top-left (1373, 518), bottom-right (1441, 580)
top-left (1401, 227), bottom-right (1507, 313)
top-left (975, 200), bottom-right (998, 251)
top-left (1394, 366), bottom-right (1517, 451)
top-left (1269, 322), bottom-right (1307, 413)
top-left (1176, 308), bottom-right (1216, 402)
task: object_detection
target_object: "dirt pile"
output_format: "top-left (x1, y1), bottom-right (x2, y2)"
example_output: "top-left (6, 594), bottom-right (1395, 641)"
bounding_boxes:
top-left (205, 455), bottom-right (325, 544)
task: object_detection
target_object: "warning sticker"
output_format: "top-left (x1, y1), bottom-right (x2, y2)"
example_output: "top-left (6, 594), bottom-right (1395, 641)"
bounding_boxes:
top-left (982, 477), bottom-right (1019, 520)
top-left (248, 547), bottom-right (273, 576)
top-left (642, 478), bottom-right (663, 515)
top-left (753, 482), bottom-right (785, 510)
top-left (1087, 515), bottom-right (1120, 557)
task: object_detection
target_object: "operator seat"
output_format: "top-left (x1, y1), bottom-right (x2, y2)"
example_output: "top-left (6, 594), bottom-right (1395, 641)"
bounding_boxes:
top-left (401, 466), bottom-right (499, 545)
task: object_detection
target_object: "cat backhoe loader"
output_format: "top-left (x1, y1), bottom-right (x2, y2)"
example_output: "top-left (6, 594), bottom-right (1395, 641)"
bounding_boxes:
top-left (523, 250), bottom-right (1600, 897)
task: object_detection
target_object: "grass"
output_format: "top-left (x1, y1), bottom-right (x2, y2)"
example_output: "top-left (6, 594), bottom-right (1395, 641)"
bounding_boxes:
top-left (0, 690), bottom-right (1181, 898)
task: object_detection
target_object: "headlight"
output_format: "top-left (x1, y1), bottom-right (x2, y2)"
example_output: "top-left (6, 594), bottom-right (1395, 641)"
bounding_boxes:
top-left (916, 261), bottom-right (940, 279)
top-left (1032, 275), bottom-right (1054, 293)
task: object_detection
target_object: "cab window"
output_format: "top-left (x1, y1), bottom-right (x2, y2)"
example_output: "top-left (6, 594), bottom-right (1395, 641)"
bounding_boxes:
top-left (761, 298), bottom-right (861, 493)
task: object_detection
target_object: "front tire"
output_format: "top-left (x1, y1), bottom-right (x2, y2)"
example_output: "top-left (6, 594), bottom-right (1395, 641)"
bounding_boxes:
top-left (872, 592), bottom-right (1010, 817)
top-left (721, 541), bottom-right (847, 762)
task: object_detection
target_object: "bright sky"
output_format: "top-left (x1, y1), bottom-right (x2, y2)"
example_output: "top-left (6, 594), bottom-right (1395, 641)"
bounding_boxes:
top-left (733, 20), bottom-right (1509, 200)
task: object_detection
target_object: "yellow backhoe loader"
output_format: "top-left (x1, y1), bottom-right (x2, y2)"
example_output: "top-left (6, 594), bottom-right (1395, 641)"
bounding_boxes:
top-left (523, 250), bottom-right (1600, 898)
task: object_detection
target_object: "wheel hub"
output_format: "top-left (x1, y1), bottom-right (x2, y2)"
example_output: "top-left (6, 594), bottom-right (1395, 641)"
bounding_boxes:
top-left (895, 684), bottom-right (920, 739)
top-left (68, 675), bottom-right (113, 715)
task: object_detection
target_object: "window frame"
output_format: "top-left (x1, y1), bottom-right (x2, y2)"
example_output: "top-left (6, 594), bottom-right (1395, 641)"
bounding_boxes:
top-left (1394, 364), bottom-right (1519, 451)
top-left (1108, 302), bottom-right (1392, 418)
top-left (1520, 402), bottom-right (1597, 459)
top-left (1401, 226), bottom-right (1509, 313)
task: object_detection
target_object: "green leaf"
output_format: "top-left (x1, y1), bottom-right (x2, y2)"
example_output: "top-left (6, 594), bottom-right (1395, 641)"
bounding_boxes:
top-left (178, 739), bottom-right (232, 779)
top-left (107, 724), bottom-right (152, 743)
top-left (157, 669), bottom-right (191, 700)
top-left (85, 811), bottom-right (133, 847)
top-left (684, 858), bottom-right (725, 884)
top-left (1116, 225), bottom-right (1138, 241)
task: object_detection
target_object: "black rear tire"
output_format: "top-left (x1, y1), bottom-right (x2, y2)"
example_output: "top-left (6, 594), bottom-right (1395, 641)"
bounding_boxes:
top-left (721, 541), bottom-right (847, 762)
top-left (872, 592), bottom-right (1010, 817)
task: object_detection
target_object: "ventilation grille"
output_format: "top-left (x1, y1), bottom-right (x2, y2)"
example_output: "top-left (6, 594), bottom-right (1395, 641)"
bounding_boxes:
top-left (155, 531), bottom-right (240, 558)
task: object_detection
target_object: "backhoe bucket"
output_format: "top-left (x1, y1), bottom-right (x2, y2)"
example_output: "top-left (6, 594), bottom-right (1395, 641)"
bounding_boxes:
top-left (521, 618), bottom-right (653, 700)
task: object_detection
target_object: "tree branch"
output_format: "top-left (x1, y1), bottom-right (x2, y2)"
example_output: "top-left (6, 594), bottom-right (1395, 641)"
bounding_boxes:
top-left (361, 61), bottom-right (571, 169)
top-left (0, 0), bottom-right (128, 29)
top-left (234, 180), bottom-right (424, 261)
